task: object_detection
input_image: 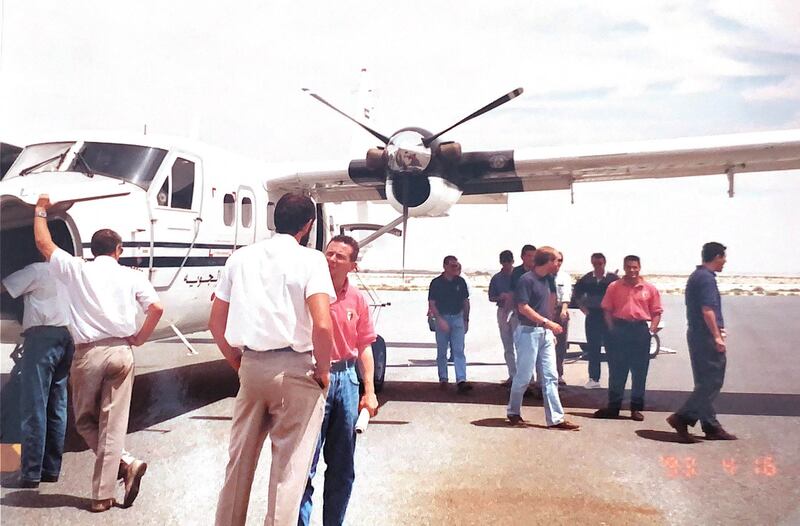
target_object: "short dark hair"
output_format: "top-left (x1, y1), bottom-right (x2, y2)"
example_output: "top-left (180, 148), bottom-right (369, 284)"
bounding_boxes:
top-left (274, 193), bottom-right (316, 235)
top-left (623, 255), bottom-right (640, 265)
top-left (499, 250), bottom-right (513, 263)
top-left (443, 255), bottom-right (458, 267)
top-left (521, 244), bottom-right (536, 257)
top-left (534, 247), bottom-right (557, 267)
top-left (328, 234), bottom-right (360, 261)
top-left (91, 229), bottom-right (122, 257)
top-left (591, 252), bottom-right (606, 262)
top-left (702, 242), bottom-right (726, 263)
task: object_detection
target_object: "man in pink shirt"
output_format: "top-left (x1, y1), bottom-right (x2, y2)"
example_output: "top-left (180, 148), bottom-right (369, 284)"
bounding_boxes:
top-left (594, 255), bottom-right (662, 421)
top-left (298, 235), bottom-right (378, 526)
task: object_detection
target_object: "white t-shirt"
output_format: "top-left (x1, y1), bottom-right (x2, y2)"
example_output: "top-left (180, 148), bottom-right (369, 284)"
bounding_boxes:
top-left (2, 262), bottom-right (70, 330)
top-left (215, 233), bottom-right (336, 352)
top-left (49, 248), bottom-right (160, 344)
top-left (554, 270), bottom-right (573, 305)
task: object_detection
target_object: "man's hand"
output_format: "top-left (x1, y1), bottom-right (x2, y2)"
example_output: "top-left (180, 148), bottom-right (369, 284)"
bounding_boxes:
top-left (125, 334), bottom-right (145, 347)
top-left (36, 194), bottom-right (53, 211)
top-left (359, 392), bottom-right (379, 417)
top-left (547, 320), bottom-right (564, 335)
top-left (714, 336), bottom-right (726, 353)
top-left (313, 366), bottom-right (330, 389)
top-left (560, 308), bottom-right (569, 322)
top-left (650, 325), bottom-right (661, 334)
top-left (437, 318), bottom-right (450, 333)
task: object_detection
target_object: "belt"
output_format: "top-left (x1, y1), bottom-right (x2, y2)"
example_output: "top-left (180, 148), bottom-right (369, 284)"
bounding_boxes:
top-left (330, 359), bottom-right (357, 372)
top-left (244, 346), bottom-right (303, 353)
top-left (519, 321), bottom-right (547, 329)
top-left (76, 337), bottom-right (127, 350)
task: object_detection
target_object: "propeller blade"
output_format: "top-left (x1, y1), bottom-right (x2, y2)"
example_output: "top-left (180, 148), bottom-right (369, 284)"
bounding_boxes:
top-left (422, 87), bottom-right (523, 147)
top-left (401, 203), bottom-right (408, 283)
top-left (302, 88), bottom-right (391, 144)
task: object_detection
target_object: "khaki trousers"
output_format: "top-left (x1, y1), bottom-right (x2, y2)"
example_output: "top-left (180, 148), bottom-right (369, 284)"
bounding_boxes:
top-left (70, 338), bottom-right (134, 500)
top-left (215, 350), bottom-right (326, 526)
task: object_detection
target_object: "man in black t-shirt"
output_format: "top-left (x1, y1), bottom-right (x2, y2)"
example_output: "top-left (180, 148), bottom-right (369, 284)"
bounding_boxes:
top-left (428, 256), bottom-right (471, 393)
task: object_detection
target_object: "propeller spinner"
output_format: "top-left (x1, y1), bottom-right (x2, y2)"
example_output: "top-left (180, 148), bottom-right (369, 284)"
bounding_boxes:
top-left (304, 85), bottom-right (524, 274)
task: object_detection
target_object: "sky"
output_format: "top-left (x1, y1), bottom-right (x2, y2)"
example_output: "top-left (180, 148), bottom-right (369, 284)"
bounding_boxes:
top-left (1, 1), bottom-right (799, 274)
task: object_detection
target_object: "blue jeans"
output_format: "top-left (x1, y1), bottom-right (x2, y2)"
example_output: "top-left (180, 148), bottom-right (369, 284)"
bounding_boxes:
top-left (507, 326), bottom-right (564, 426)
top-left (19, 326), bottom-right (74, 482)
top-left (298, 361), bottom-right (360, 526)
top-left (435, 313), bottom-right (466, 383)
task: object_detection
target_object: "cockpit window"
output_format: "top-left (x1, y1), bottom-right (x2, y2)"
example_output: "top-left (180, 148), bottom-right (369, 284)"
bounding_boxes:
top-left (68, 142), bottom-right (168, 189)
top-left (4, 142), bottom-right (74, 180)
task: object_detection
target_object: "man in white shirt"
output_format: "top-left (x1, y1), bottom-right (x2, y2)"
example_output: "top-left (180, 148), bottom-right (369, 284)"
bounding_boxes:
top-left (2, 260), bottom-right (73, 488)
top-left (33, 195), bottom-right (164, 513)
top-left (209, 192), bottom-right (335, 526)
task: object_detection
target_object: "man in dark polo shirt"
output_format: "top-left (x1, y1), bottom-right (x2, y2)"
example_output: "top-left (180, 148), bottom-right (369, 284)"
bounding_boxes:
top-left (488, 250), bottom-right (515, 385)
top-left (506, 247), bottom-right (579, 430)
top-left (509, 244), bottom-right (536, 292)
top-left (573, 253), bottom-right (618, 389)
top-left (428, 255), bottom-right (471, 393)
top-left (668, 242), bottom-right (737, 443)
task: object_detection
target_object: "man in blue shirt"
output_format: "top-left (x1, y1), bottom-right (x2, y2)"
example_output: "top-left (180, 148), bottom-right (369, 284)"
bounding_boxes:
top-left (428, 256), bottom-right (471, 393)
top-left (506, 247), bottom-right (579, 430)
top-left (488, 250), bottom-right (515, 385)
top-left (668, 242), bottom-right (737, 443)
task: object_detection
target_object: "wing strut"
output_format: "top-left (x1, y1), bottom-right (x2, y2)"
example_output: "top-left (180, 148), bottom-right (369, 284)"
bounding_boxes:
top-left (727, 167), bottom-right (735, 198)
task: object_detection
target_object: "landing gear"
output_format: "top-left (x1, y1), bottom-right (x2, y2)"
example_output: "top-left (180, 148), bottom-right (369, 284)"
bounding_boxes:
top-left (649, 332), bottom-right (661, 358)
top-left (372, 335), bottom-right (387, 393)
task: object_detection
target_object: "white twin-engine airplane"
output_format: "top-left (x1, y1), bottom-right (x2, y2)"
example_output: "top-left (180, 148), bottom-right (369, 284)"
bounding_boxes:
top-left (2, 87), bottom-right (800, 390)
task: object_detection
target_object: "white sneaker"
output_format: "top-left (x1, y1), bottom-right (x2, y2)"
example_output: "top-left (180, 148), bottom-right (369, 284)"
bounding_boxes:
top-left (584, 379), bottom-right (602, 389)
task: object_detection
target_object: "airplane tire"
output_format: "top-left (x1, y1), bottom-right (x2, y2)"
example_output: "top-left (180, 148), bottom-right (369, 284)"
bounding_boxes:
top-left (649, 333), bottom-right (661, 358)
top-left (372, 335), bottom-right (387, 393)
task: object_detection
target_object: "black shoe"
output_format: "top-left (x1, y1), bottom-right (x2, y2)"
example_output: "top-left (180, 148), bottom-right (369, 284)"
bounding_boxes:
top-left (667, 414), bottom-right (699, 443)
top-left (40, 473), bottom-right (59, 483)
top-left (630, 410), bottom-right (644, 422)
top-left (447, 355), bottom-right (454, 363)
top-left (3, 477), bottom-right (39, 489)
top-left (593, 408), bottom-right (620, 419)
top-left (457, 381), bottom-right (473, 394)
top-left (704, 428), bottom-right (738, 441)
top-left (507, 414), bottom-right (525, 426)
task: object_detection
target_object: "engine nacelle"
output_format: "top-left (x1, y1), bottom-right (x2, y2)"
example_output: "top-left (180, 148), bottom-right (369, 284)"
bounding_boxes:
top-left (385, 174), bottom-right (462, 217)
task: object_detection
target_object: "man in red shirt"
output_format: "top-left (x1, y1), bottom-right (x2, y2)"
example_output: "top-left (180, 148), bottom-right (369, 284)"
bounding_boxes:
top-left (594, 255), bottom-right (662, 421)
top-left (298, 235), bottom-right (379, 526)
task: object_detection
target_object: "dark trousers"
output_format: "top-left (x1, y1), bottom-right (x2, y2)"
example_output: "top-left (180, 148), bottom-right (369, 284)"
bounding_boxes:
top-left (19, 325), bottom-right (74, 482)
top-left (675, 330), bottom-right (726, 432)
top-left (606, 320), bottom-right (651, 412)
top-left (584, 310), bottom-right (608, 381)
top-left (555, 318), bottom-right (568, 378)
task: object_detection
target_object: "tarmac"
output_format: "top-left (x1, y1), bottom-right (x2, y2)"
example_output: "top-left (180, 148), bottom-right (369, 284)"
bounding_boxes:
top-left (1, 292), bottom-right (799, 525)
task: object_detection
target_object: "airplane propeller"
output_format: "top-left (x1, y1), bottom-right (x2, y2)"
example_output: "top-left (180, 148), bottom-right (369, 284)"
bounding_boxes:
top-left (304, 85), bottom-right (524, 276)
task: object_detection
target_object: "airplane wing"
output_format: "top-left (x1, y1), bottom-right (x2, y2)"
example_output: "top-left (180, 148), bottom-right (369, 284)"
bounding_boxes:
top-left (267, 129), bottom-right (800, 202)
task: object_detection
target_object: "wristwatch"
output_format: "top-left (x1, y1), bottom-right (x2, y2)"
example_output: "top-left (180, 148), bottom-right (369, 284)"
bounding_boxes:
top-left (35, 209), bottom-right (47, 218)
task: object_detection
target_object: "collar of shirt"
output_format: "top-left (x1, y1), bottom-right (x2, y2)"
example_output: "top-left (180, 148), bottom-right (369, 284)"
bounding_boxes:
top-left (92, 255), bottom-right (119, 266)
top-left (335, 276), bottom-right (351, 300)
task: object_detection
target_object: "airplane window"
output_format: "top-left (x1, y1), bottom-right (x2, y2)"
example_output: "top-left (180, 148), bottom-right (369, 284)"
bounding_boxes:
top-left (68, 143), bottom-right (167, 189)
top-left (241, 197), bottom-right (253, 228)
top-left (223, 194), bottom-right (235, 226)
top-left (157, 178), bottom-right (170, 206)
top-left (171, 158), bottom-right (194, 210)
